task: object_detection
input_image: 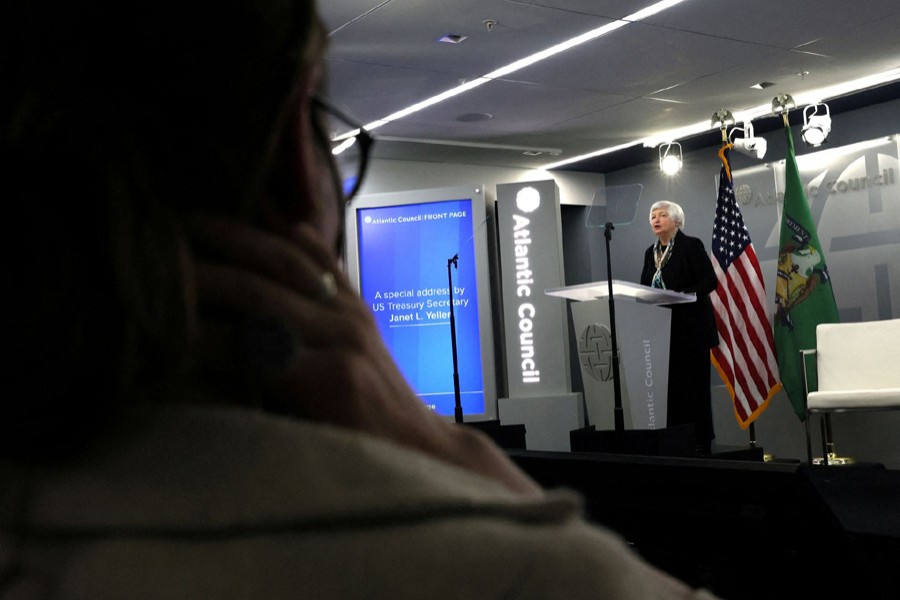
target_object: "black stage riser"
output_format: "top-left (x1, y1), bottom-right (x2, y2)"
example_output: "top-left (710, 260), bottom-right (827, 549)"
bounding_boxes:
top-left (509, 450), bottom-right (898, 600)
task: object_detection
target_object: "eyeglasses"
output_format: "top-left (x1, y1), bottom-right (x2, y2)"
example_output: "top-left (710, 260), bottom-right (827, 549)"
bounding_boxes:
top-left (312, 97), bottom-right (374, 203)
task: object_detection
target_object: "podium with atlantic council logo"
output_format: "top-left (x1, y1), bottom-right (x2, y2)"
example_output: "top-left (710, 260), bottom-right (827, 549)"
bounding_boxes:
top-left (545, 280), bottom-right (698, 456)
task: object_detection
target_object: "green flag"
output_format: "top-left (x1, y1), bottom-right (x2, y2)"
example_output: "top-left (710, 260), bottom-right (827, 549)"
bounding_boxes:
top-left (773, 125), bottom-right (840, 420)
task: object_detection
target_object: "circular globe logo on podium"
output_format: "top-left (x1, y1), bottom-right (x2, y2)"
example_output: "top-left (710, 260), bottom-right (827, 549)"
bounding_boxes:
top-left (578, 323), bottom-right (613, 382)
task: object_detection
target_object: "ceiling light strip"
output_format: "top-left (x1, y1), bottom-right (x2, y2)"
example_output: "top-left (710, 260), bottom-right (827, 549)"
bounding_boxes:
top-left (376, 136), bottom-right (561, 154)
top-left (363, 78), bottom-right (492, 131)
top-left (359, 0), bottom-right (690, 132)
top-left (483, 21), bottom-right (629, 79)
top-left (539, 139), bottom-right (653, 170)
top-left (625, 0), bottom-right (691, 21)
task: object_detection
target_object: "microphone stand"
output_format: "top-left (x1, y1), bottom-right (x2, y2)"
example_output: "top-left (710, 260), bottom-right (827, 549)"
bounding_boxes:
top-left (447, 254), bottom-right (463, 423)
top-left (604, 222), bottom-right (625, 432)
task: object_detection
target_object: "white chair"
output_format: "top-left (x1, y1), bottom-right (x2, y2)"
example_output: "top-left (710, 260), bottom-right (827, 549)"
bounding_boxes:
top-left (800, 319), bottom-right (900, 465)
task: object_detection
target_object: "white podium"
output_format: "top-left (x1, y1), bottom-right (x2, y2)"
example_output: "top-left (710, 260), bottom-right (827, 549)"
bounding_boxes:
top-left (545, 280), bottom-right (695, 432)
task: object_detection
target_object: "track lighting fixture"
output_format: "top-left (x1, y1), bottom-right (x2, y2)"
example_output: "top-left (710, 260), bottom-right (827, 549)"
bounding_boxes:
top-left (658, 142), bottom-right (683, 175)
top-left (801, 103), bottom-right (832, 147)
top-left (729, 122), bottom-right (767, 160)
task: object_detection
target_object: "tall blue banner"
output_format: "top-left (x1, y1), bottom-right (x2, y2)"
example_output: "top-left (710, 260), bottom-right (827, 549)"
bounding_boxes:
top-left (355, 198), bottom-right (486, 416)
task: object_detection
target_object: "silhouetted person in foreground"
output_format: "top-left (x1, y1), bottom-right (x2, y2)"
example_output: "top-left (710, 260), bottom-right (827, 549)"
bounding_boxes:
top-left (1, 2), bottom-right (720, 598)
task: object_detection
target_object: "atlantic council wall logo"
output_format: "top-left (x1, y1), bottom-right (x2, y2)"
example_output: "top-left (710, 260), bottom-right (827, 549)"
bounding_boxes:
top-left (578, 323), bottom-right (613, 382)
top-left (775, 215), bottom-right (831, 330)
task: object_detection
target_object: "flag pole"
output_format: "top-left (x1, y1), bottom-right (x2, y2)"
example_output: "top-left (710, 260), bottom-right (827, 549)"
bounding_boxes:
top-left (774, 96), bottom-right (852, 466)
top-left (713, 120), bottom-right (756, 448)
top-left (813, 415), bottom-right (856, 466)
top-left (710, 107), bottom-right (783, 459)
top-left (714, 110), bottom-right (761, 452)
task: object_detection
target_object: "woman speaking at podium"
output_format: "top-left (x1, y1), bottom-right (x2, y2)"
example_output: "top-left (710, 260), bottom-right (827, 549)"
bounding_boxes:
top-left (641, 201), bottom-right (719, 455)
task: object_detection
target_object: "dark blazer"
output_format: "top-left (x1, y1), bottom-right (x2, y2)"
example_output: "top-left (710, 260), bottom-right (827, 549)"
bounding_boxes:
top-left (641, 229), bottom-right (719, 349)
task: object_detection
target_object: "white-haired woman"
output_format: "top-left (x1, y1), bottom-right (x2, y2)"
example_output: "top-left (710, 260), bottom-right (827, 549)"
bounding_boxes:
top-left (641, 200), bottom-right (719, 455)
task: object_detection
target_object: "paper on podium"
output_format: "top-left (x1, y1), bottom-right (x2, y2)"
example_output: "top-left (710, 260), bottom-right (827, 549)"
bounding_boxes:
top-left (545, 280), bottom-right (696, 305)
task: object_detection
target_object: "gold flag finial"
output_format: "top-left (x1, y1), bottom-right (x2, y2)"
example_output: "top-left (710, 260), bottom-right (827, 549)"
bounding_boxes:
top-left (771, 94), bottom-right (795, 126)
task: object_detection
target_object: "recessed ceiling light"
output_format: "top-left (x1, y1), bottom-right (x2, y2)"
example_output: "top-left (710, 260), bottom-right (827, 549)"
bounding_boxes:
top-left (438, 33), bottom-right (468, 44)
top-left (750, 81), bottom-right (776, 89)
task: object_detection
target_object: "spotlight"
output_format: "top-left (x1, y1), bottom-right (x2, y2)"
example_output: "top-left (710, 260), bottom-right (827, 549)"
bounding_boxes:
top-left (729, 122), bottom-right (767, 160)
top-left (802, 103), bottom-right (831, 147)
top-left (659, 142), bottom-right (683, 175)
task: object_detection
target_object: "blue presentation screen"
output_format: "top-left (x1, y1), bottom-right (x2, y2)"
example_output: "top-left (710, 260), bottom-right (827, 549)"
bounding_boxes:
top-left (356, 198), bottom-right (485, 416)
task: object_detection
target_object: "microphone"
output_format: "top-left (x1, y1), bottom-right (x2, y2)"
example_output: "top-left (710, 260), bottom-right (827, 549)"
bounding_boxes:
top-left (448, 253), bottom-right (462, 423)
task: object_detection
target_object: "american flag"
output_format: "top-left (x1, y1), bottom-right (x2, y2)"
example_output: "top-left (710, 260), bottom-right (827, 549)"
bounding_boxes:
top-left (710, 145), bottom-right (781, 428)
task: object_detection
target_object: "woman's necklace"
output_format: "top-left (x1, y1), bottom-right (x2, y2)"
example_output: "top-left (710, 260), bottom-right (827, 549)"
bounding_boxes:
top-left (651, 237), bottom-right (675, 289)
